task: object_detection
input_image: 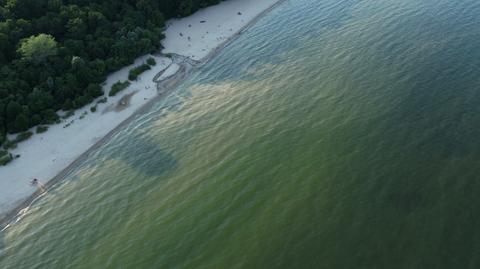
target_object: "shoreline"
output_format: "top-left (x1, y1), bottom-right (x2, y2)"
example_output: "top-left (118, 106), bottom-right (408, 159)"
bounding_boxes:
top-left (0, 59), bottom-right (191, 230)
top-left (0, 0), bottom-right (285, 229)
top-left (200, 0), bottom-right (286, 63)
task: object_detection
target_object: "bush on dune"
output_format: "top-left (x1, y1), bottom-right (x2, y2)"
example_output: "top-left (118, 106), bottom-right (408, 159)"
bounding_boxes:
top-left (128, 64), bottom-right (151, 81)
top-left (0, 153), bottom-right (14, 166)
top-left (109, 81), bottom-right (131, 97)
top-left (147, 58), bottom-right (157, 66)
top-left (36, 126), bottom-right (48, 133)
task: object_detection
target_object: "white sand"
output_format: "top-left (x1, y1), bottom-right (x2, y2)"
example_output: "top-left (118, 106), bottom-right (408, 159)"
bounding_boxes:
top-left (0, 0), bottom-right (282, 220)
top-left (157, 63), bottom-right (180, 81)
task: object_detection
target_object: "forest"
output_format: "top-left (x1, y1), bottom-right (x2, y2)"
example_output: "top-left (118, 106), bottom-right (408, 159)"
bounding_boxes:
top-left (0, 0), bottom-right (221, 151)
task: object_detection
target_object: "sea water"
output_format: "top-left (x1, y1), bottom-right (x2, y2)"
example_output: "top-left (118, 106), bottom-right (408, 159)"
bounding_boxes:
top-left (2, 0), bottom-right (480, 267)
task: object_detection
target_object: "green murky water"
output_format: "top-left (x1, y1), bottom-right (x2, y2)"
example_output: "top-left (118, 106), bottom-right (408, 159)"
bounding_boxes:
top-left (3, 0), bottom-right (480, 268)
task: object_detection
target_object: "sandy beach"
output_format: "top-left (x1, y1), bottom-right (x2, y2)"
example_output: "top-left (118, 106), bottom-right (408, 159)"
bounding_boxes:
top-left (162, 0), bottom-right (281, 61)
top-left (0, 0), bottom-right (283, 224)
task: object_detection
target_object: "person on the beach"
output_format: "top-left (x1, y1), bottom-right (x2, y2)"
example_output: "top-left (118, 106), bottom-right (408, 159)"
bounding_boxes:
top-left (31, 178), bottom-right (46, 192)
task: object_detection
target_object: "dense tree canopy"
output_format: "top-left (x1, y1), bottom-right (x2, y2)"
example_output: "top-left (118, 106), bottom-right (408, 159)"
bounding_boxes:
top-left (0, 0), bottom-right (222, 141)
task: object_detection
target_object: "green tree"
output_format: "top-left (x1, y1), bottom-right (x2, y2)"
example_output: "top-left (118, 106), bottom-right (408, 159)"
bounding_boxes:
top-left (67, 17), bottom-right (86, 39)
top-left (47, 0), bottom-right (62, 11)
top-left (71, 56), bottom-right (85, 70)
top-left (177, 0), bottom-right (193, 17)
top-left (28, 88), bottom-right (53, 113)
top-left (14, 113), bottom-right (28, 131)
top-left (6, 0), bottom-right (48, 18)
top-left (17, 33), bottom-right (57, 64)
top-left (6, 100), bottom-right (21, 121)
top-left (0, 32), bottom-right (9, 51)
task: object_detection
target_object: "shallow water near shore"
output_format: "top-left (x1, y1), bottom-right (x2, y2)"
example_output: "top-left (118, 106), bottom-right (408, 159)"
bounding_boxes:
top-left (3, 0), bottom-right (480, 267)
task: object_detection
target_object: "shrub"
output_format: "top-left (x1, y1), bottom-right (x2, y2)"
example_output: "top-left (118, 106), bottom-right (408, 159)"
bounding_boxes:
top-left (31, 114), bottom-right (42, 125)
top-left (42, 109), bottom-right (59, 123)
top-left (0, 153), bottom-right (13, 166)
top-left (63, 99), bottom-right (73, 110)
top-left (146, 57), bottom-right (156, 66)
top-left (3, 140), bottom-right (17, 150)
top-left (86, 83), bottom-right (103, 98)
top-left (109, 81), bottom-right (131, 97)
top-left (14, 113), bottom-right (29, 132)
top-left (1, 132), bottom-right (33, 149)
top-left (36, 126), bottom-right (49, 133)
top-left (73, 95), bottom-right (91, 108)
top-left (90, 105), bottom-right (97, 113)
top-left (15, 131), bottom-right (33, 143)
top-left (128, 64), bottom-right (151, 81)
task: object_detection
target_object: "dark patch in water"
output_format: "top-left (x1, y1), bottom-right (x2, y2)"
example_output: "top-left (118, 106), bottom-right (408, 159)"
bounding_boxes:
top-left (111, 136), bottom-right (177, 177)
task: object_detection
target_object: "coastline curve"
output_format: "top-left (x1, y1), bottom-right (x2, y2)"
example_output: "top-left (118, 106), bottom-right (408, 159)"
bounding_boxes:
top-left (0, 0), bottom-right (287, 230)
